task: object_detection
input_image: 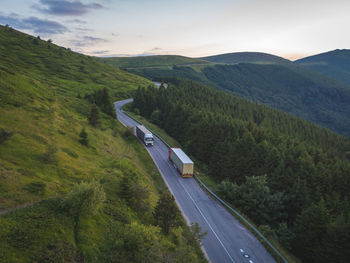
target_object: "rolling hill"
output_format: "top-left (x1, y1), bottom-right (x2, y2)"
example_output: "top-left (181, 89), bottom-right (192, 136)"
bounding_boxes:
top-left (0, 25), bottom-right (206, 263)
top-left (295, 49), bottom-right (350, 85)
top-left (201, 51), bottom-right (291, 64)
top-left (104, 53), bottom-right (350, 136)
top-left (101, 55), bottom-right (210, 69)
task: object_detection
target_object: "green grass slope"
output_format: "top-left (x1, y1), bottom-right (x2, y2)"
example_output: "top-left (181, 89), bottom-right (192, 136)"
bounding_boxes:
top-left (101, 55), bottom-right (210, 69)
top-left (201, 51), bottom-right (291, 64)
top-left (0, 25), bottom-right (206, 263)
top-left (295, 49), bottom-right (350, 85)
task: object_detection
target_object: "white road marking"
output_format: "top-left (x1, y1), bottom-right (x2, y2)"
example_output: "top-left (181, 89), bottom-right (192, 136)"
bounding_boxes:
top-left (117, 105), bottom-right (237, 263)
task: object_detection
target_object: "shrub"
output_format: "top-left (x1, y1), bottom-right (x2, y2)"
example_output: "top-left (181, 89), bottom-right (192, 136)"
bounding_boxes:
top-left (0, 128), bottom-right (13, 143)
top-left (79, 128), bottom-right (88, 146)
top-left (23, 181), bottom-right (46, 195)
top-left (62, 180), bottom-right (106, 219)
top-left (42, 144), bottom-right (58, 164)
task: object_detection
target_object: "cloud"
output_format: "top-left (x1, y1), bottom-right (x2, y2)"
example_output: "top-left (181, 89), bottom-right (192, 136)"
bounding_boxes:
top-left (70, 35), bottom-right (108, 47)
top-left (66, 18), bottom-right (87, 24)
top-left (0, 14), bottom-right (68, 35)
top-left (90, 50), bottom-right (110, 55)
top-left (34, 0), bottom-right (103, 16)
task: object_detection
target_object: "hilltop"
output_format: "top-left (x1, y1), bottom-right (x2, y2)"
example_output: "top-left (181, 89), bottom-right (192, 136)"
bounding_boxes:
top-left (0, 25), bottom-right (206, 263)
top-left (295, 49), bottom-right (350, 85)
top-left (201, 51), bottom-right (291, 64)
top-left (101, 55), bottom-right (209, 69)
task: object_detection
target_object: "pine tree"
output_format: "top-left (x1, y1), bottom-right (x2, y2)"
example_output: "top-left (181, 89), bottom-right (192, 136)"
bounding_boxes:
top-left (153, 193), bottom-right (180, 234)
top-left (79, 128), bottom-right (88, 146)
top-left (88, 103), bottom-right (100, 127)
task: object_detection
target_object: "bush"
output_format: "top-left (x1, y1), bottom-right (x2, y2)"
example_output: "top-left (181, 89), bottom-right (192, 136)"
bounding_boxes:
top-left (23, 181), bottom-right (46, 195)
top-left (79, 128), bottom-right (88, 146)
top-left (42, 145), bottom-right (57, 164)
top-left (0, 128), bottom-right (13, 143)
top-left (122, 126), bottom-right (134, 139)
top-left (61, 147), bottom-right (79, 158)
top-left (62, 180), bottom-right (106, 219)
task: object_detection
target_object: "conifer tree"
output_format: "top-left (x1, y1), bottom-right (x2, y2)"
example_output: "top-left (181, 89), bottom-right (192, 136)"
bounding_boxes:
top-left (153, 193), bottom-right (180, 234)
top-left (88, 103), bottom-right (100, 127)
top-left (79, 128), bottom-right (88, 146)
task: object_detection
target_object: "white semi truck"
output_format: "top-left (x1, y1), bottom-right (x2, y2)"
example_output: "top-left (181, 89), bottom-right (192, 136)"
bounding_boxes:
top-left (169, 148), bottom-right (194, 177)
top-left (136, 125), bottom-right (154, 146)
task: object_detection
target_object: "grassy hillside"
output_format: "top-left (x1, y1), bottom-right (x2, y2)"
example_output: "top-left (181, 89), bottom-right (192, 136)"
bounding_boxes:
top-left (0, 25), bottom-right (206, 263)
top-left (101, 55), bottom-right (210, 69)
top-left (201, 51), bottom-right (291, 64)
top-left (132, 79), bottom-right (350, 263)
top-left (295, 49), bottom-right (350, 85)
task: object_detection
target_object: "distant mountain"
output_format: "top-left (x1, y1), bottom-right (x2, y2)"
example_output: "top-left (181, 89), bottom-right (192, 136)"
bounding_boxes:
top-left (201, 52), bottom-right (291, 64)
top-left (295, 49), bottom-right (350, 85)
top-left (101, 55), bottom-right (210, 69)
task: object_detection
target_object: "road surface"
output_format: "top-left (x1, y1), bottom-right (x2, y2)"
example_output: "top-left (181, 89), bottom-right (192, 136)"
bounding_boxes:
top-left (115, 99), bottom-right (276, 263)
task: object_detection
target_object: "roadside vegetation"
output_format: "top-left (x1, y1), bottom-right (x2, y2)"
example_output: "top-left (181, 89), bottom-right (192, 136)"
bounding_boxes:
top-left (132, 78), bottom-right (350, 263)
top-left (0, 25), bottom-right (206, 262)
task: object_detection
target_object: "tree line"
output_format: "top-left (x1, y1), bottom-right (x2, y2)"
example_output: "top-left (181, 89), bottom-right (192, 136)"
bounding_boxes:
top-left (132, 78), bottom-right (350, 263)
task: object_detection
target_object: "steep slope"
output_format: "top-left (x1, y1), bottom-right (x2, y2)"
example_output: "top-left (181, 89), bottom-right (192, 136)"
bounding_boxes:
top-left (295, 49), bottom-right (350, 85)
top-left (201, 63), bottom-right (350, 136)
top-left (0, 25), bottom-right (206, 263)
top-left (201, 51), bottom-right (291, 64)
top-left (133, 79), bottom-right (350, 263)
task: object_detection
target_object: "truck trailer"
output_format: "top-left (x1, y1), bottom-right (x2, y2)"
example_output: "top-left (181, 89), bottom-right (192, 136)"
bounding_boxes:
top-left (136, 125), bottom-right (154, 146)
top-left (169, 148), bottom-right (194, 177)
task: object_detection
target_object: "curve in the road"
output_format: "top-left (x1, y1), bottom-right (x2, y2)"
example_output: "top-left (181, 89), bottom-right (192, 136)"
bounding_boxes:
top-left (115, 99), bottom-right (276, 263)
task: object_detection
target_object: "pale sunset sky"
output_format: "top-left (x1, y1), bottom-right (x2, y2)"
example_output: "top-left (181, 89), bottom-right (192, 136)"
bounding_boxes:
top-left (1, 0), bottom-right (349, 60)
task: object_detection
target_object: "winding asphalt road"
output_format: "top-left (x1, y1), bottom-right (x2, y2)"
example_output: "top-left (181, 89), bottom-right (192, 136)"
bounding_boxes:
top-left (115, 99), bottom-right (276, 263)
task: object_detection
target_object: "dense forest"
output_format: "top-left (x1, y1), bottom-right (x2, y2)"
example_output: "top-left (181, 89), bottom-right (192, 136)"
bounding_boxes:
top-left (132, 79), bottom-right (350, 263)
top-left (123, 61), bottom-right (350, 137)
top-left (296, 49), bottom-right (350, 85)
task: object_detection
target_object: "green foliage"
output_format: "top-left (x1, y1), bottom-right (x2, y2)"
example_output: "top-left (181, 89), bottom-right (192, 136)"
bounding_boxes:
top-left (133, 79), bottom-right (350, 262)
top-left (202, 51), bottom-right (290, 64)
top-left (61, 147), bottom-right (79, 158)
top-left (23, 181), bottom-right (46, 195)
top-left (122, 126), bottom-right (134, 139)
top-left (85, 87), bottom-right (116, 118)
top-left (35, 241), bottom-right (82, 263)
top-left (296, 49), bottom-right (350, 85)
top-left (88, 103), bottom-right (100, 127)
top-left (42, 144), bottom-right (58, 164)
top-left (101, 55), bottom-right (209, 69)
top-left (104, 221), bottom-right (163, 263)
top-left (186, 222), bottom-right (208, 245)
top-left (79, 128), bottom-right (88, 146)
top-left (119, 176), bottom-right (135, 206)
top-left (0, 128), bottom-right (13, 143)
top-left (62, 180), bottom-right (106, 219)
top-left (0, 25), bottom-right (206, 263)
top-left (153, 193), bottom-right (181, 234)
top-left (120, 55), bottom-right (350, 136)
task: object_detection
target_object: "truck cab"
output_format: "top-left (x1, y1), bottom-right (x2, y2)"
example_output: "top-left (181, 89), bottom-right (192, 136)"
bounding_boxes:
top-left (144, 134), bottom-right (154, 146)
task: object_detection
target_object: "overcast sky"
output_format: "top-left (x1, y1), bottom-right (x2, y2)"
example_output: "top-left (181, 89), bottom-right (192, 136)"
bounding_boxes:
top-left (1, 0), bottom-right (349, 60)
